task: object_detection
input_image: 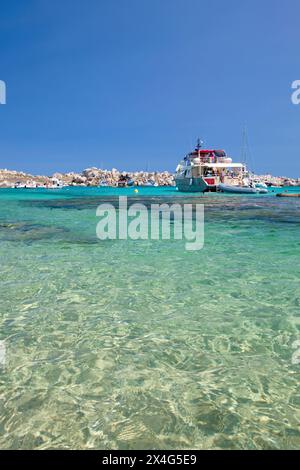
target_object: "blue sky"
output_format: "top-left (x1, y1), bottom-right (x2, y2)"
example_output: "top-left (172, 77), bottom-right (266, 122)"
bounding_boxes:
top-left (0, 0), bottom-right (299, 176)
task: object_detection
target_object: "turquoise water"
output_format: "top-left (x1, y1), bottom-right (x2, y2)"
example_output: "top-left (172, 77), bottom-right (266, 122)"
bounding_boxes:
top-left (0, 186), bottom-right (300, 450)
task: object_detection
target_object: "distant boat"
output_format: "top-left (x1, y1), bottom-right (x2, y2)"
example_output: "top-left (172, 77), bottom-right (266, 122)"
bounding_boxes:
top-left (46, 178), bottom-right (64, 189)
top-left (277, 192), bottom-right (300, 197)
top-left (255, 187), bottom-right (268, 194)
top-left (15, 181), bottom-right (38, 189)
top-left (14, 182), bottom-right (26, 188)
top-left (251, 178), bottom-right (268, 190)
top-left (254, 181), bottom-right (268, 189)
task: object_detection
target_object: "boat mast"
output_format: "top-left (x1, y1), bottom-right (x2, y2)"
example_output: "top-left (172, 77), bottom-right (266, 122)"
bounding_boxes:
top-left (241, 125), bottom-right (254, 173)
top-left (241, 126), bottom-right (247, 163)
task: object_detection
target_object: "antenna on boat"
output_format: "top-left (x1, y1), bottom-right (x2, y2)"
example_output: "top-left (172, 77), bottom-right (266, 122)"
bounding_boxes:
top-left (196, 138), bottom-right (203, 150)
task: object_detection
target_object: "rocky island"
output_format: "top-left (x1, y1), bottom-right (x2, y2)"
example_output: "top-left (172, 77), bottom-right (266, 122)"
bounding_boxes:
top-left (0, 167), bottom-right (175, 188)
top-left (0, 167), bottom-right (299, 189)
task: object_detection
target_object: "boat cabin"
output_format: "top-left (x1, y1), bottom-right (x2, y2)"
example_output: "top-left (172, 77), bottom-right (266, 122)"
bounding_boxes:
top-left (176, 142), bottom-right (246, 190)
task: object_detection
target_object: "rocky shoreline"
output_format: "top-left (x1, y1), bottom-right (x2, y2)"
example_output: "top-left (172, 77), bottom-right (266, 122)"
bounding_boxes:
top-left (0, 167), bottom-right (174, 188)
top-left (0, 167), bottom-right (299, 189)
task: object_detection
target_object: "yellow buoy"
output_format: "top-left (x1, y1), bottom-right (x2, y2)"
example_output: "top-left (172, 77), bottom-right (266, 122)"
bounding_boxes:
top-left (134, 189), bottom-right (139, 193)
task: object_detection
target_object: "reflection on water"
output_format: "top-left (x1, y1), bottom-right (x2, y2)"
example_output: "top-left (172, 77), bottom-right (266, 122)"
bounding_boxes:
top-left (0, 188), bottom-right (300, 449)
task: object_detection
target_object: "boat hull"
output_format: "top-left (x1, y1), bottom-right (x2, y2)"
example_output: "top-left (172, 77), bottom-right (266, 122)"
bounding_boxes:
top-left (218, 183), bottom-right (257, 194)
top-left (277, 193), bottom-right (300, 197)
top-left (175, 176), bottom-right (208, 193)
top-left (256, 188), bottom-right (268, 194)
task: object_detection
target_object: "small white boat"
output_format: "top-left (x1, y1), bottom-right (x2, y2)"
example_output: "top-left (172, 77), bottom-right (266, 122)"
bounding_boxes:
top-left (254, 182), bottom-right (268, 189)
top-left (14, 182), bottom-right (26, 188)
top-left (255, 187), bottom-right (268, 194)
top-left (14, 181), bottom-right (38, 189)
top-left (45, 177), bottom-right (64, 189)
top-left (219, 183), bottom-right (257, 194)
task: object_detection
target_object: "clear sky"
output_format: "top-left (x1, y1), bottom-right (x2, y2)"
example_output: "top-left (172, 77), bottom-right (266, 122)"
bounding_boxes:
top-left (0, 0), bottom-right (299, 177)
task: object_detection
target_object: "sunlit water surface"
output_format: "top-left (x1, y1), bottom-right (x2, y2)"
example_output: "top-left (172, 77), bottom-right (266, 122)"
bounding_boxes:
top-left (0, 186), bottom-right (300, 449)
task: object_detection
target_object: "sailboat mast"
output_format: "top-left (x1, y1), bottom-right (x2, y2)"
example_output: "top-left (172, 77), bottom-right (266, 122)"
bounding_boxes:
top-left (241, 125), bottom-right (254, 173)
top-left (241, 125), bottom-right (247, 164)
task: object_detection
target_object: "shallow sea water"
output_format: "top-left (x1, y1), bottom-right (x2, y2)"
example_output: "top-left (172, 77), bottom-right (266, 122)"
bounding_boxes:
top-left (0, 186), bottom-right (300, 449)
